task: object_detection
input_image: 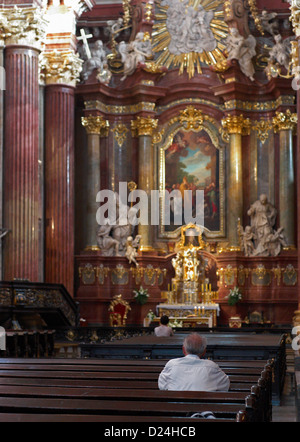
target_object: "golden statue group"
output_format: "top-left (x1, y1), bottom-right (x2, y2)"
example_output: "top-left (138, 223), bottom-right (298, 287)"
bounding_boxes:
top-left (157, 224), bottom-right (219, 327)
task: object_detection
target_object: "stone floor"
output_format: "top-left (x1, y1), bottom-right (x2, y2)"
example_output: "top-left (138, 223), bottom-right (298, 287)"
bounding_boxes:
top-left (272, 374), bottom-right (297, 422)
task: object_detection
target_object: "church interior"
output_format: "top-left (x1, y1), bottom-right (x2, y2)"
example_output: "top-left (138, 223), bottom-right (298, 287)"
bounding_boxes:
top-left (0, 0), bottom-right (299, 423)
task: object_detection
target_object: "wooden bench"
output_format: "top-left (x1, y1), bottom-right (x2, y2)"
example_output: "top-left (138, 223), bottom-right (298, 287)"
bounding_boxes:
top-left (0, 358), bottom-right (273, 422)
top-left (0, 396), bottom-right (251, 421)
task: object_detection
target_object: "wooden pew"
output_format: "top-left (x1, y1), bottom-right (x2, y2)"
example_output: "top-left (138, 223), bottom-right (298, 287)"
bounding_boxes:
top-left (0, 396), bottom-right (251, 421)
top-left (0, 413), bottom-right (247, 423)
top-left (0, 359), bottom-right (273, 421)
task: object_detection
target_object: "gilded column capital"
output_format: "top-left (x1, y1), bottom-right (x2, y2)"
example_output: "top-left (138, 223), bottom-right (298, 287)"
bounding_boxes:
top-left (131, 116), bottom-right (158, 137)
top-left (0, 6), bottom-right (48, 49)
top-left (221, 114), bottom-right (251, 136)
top-left (272, 109), bottom-right (298, 132)
top-left (39, 50), bottom-right (83, 87)
top-left (81, 116), bottom-right (109, 136)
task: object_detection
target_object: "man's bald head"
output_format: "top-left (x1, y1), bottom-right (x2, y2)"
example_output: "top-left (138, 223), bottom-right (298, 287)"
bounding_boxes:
top-left (183, 333), bottom-right (207, 357)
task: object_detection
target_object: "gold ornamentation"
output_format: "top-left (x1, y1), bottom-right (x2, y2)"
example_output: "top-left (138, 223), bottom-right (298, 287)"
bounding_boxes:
top-left (247, 0), bottom-right (264, 35)
top-left (221, 114), bottom-right (251, 136)
top-left (290, 0), bottom-right (300, 37)
top-left (271, 266), bottom-right (282, 286)
top-left (179, 106), bottom-right (204, 130)
top-left (152, 0), bottom-right (228, 79)
top-left (131, 116), bottom-right (158, 137)
top-left (272, 109), bottom-right (298, 132)
top-left (39, 50), bottom-right (83, 87)
top-left (130, 266), bottom-right (144, 285)
top-left (81, 116), bottom-right (108, 135)
top-left (291, 40), bottom-right (300, 79)
top-left (224, 96), bottom-right (295, 112)
top-left (252, 119), bottom-right (273, 144)
top-left (111, 264), bottom-right (129, 285)
top-left (283, 264), bottom-right (297, 286)
top-left (112, 123), bottom-right (129, 147)
top-left (122, 0), bottom-right (132, 27)
top-left (144, 3), bottom-right (153, 22)
top-left (85, 100), bottom-right (156, 115)
top-left (79, 263), bottom-right (96, 285)
top-left (96, 264), bottom-right (109, 285)
top-left (0, 6), bottom-right (48, 49)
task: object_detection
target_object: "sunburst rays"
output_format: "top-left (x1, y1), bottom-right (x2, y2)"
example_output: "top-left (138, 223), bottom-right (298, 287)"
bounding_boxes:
top-left (152, 0), bottom-right (228, 78)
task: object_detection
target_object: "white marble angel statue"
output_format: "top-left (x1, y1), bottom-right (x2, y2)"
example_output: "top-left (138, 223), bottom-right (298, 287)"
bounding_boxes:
top-left (118, 32), bottom-right (153, 80)
top-left (82, 40), bottom-right (108, 81)
top-left (269, 34), bottom-right (293, 71)
top-left (226, 28), bottom-right (257, 81)
top-left (260, 10), bottom-right (279, 36)
top-left (97, 224), bottom-right (120, 257)
top-left (125, 235), bottom-right (142, 266)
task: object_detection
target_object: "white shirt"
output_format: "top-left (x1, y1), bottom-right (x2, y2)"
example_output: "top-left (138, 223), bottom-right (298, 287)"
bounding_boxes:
top-left (154, 325), bottom-right (174, 337)
top-left (158, 354), bottom-right (230, 392)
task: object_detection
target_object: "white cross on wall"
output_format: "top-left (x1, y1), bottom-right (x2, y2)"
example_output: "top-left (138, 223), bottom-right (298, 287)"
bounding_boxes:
top-left (77, 28), bottom-right (93, 59)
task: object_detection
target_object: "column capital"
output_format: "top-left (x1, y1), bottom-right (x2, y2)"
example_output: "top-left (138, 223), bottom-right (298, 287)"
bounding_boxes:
top-left (39, 50), bottom-right (83, 87)
top-left (131, 116), bottom-right (158, 137)
top-left (221, 114), bottom-right (251, 136)
top-left (272, 109), bottom-right (298, 132)
top-left (81, 115), bottom-right (109, 136)
top-left (0, 6), bottom-right (48, 49)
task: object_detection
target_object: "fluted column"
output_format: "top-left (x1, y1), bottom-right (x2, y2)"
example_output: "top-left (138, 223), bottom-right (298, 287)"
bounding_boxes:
top-left (2, 6), bottom-right (47, 281)
top-left (131, 116), bottom-right (158, 252)
top-left (272, 109), bottom-right (297, 247)
top-left (41, 50), bottom-right (83, 296)
top-left (221, 114), bottom-right (251, 249)
top-left (81, 115), bottom-right (109, 251)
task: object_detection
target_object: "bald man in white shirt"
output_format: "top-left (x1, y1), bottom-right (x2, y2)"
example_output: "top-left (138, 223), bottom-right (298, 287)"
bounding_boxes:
top-left (158, 333), bottom-right (230, 392)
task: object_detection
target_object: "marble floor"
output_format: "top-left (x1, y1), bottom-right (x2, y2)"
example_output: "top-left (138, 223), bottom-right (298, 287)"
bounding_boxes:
top-left (272, 374), bottom-right (297, 422)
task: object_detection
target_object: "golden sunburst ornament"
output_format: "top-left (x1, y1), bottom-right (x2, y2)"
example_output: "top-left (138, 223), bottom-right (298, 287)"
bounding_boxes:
top-left (152, 0), bottom-right (228, 78)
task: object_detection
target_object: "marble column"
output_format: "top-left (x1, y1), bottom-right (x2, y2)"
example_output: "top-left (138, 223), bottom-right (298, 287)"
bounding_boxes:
top-left (41, 50), bottom-right (83, 296)
top-left (221, 115), bottom-right (251, 249)
top-left (1, 6), bottom-right (47, 281)
top-left (81, 115), bottom-right (108, 251)
top-left (272, 110), bottom-right (297, 247)
top-left (131, 116), bottom-right (158, 252)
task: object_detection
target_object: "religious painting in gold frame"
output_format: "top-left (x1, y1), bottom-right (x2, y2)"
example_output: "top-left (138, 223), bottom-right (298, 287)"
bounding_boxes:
top-left (157, 122), bottom-right (225, 240)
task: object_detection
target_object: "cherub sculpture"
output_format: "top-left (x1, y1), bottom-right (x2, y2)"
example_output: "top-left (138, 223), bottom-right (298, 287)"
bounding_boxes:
top-left (260, 10), bottom-right (279, 36)
top-left (238, 225), bottom-right (256, 257)
top-left (118, 32), bottom-right (153, 80)
top-left (125, 235), bottom-right (142, 266)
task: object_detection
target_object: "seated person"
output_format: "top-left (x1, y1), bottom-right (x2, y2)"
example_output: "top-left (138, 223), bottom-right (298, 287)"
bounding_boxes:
top-left (158, 333), bottom-right (230, 391)
top-left (154, 315), bottom-right (174, 337)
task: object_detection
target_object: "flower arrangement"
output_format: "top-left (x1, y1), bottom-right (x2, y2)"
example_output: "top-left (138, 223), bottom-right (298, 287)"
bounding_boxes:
top-left (146, 309), bottom-right (155, 321)
top-left (133, 286), bottom-right (149, 305)
top-left (226, 286), bottom-right (242, 306)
